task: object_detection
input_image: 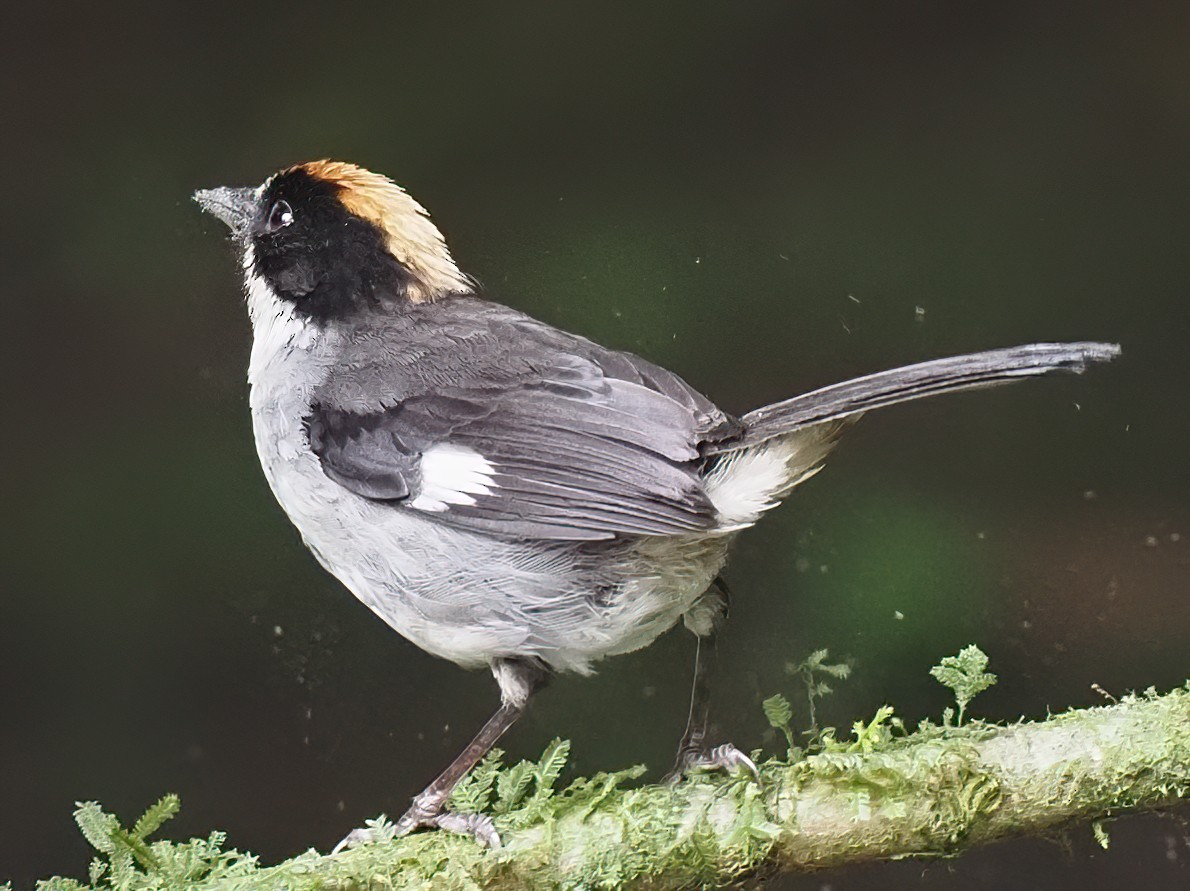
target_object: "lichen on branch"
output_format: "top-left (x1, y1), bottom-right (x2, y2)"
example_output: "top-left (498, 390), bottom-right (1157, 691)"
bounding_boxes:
top-left (33, 680), bottom-right (1190, 891)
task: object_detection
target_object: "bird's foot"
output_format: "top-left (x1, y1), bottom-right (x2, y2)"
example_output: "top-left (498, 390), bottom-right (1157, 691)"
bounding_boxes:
top-left (403, 809), bottom-right (501, 849)
top-left (330, 800), bottom-right (501, 854)
top-left (665, 742), bottom-right (760, 785)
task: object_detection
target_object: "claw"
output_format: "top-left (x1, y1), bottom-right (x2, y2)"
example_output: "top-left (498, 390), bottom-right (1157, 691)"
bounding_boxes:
top-left (431, 811), bottom-right (502, 848)
top-left (331, 825), bottom-right (384, 855)
top-left (701, 743), bottom-right (761, 782)
top-left (667, 742), bottom-right (761, 785)
top-left (395, 794), bottom-right (503, 847)
top-left (331, 805), bottom-right (501, 854)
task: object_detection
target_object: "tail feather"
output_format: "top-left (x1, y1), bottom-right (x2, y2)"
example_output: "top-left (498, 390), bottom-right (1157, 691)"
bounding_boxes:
top-left (721, 341), bottom-right (1120, 451)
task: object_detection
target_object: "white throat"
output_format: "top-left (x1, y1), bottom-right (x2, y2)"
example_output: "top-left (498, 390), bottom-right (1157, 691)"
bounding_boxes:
top-left (242, 243), bottom-right (321, 390)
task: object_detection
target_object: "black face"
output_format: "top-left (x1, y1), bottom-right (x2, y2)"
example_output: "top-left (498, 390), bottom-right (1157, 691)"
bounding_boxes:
top-left (251, 169), bottom-right (413, 322)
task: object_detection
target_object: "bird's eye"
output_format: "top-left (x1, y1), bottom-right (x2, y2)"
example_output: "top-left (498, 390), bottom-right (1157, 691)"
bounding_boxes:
top-left (266, 199), bottom-right (294, 233)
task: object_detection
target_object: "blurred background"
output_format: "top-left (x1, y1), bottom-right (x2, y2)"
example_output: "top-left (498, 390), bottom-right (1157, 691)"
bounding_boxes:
top-left (1, 1), bottom-right (1187, 887)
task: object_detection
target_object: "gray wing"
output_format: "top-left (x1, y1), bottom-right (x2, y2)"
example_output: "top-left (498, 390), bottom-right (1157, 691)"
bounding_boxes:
top-left (306, 302), bottom-right (741, 541)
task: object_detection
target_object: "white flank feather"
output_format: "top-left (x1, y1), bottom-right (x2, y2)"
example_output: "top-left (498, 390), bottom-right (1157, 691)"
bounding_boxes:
top-left (703, 441), bottom-right (797, 528)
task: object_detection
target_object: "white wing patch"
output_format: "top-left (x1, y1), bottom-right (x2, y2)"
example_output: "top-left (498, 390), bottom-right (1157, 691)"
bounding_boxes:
top-left (410, 443), bottom-right (496, 512)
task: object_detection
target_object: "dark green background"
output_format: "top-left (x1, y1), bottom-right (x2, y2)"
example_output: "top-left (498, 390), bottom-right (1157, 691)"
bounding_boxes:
top-left (2, 2), bottom-right (1187, 887)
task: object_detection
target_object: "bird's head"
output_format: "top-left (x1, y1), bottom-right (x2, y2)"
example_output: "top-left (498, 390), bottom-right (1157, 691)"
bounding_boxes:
top-left (195, 161), bottom-right (472, 319)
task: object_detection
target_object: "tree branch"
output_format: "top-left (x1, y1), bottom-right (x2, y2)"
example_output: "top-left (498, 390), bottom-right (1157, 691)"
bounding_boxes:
top-left (188, 685), bottom-right (1188, 890)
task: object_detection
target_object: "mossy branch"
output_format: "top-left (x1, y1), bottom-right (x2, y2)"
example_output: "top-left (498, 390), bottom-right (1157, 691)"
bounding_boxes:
top-left (40, 684), bottom-right (1190, 891)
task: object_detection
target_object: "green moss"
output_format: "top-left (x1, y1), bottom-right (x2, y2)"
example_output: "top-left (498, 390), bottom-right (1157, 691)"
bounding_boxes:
top-left (30, 676), bottom-right (1190, 891)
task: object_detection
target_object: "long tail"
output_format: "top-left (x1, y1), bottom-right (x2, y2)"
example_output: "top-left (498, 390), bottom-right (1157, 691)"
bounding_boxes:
top-left (718, 341), bottom-right (1120, 451)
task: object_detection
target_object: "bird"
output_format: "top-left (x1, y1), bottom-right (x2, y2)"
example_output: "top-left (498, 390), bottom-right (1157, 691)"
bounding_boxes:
top-left (194, 160), bottom-right (1119, 847)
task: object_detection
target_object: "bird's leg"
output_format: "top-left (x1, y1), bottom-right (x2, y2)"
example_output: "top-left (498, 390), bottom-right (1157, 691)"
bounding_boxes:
top-left (398, 657), bottom-right (549, 843)
top-left (669, 631), bottom-right (714, 771)
top-left (335, 657), bottom-right (548, 852)
top-left (665, 582), bottom-right (759, 784)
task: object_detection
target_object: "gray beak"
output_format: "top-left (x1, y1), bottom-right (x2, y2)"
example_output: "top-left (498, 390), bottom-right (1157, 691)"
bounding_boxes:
top-left (193, 186), bottom-right (258, 236)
